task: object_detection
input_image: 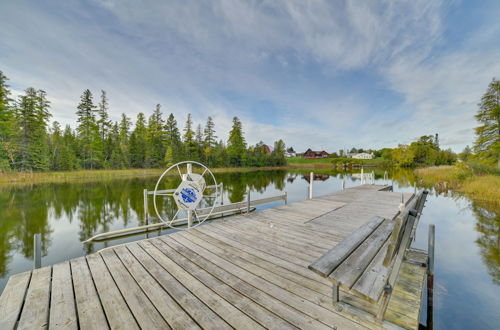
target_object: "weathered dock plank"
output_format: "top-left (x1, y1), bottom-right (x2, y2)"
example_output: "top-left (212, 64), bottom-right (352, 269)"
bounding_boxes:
top-left (0, 185), bottom-right (427, 330)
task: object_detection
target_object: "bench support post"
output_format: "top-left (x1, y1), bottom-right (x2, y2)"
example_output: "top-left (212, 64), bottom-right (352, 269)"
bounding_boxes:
top-left (332, 284), bottom-right (339, 303)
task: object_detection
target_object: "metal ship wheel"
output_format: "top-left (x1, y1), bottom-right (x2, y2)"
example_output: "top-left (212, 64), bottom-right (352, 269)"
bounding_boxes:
top-left (153, 161), bottom-right (219, 229)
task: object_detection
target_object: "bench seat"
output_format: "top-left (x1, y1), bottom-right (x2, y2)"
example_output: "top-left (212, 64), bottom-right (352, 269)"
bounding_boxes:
top-left (309, 216), bottom-right (396, 302)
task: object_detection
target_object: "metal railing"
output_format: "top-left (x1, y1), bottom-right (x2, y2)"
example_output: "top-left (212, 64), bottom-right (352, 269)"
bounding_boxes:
top-left (84, 190), bottom-right (287, 243)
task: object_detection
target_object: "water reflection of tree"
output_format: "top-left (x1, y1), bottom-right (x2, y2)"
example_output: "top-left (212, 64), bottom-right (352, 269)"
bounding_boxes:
top-left (470, 201), bottom-right (500, 285)
top-left (0, 170), bottom-right (292, 275)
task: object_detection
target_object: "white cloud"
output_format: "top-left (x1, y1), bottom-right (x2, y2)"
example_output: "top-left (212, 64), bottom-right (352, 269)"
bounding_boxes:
top-left (0, 0), bottom-right (498, 152)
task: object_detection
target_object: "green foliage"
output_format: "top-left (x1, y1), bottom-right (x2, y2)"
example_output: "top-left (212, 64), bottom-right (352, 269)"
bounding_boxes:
top-left (474, 78), bottom-right (500, 169)
top-left (76, 89), bottom-right (103, 169)
top-left (0, 71), bottom-right (15, 171)
top-left (390, 136), bottom-right (456, 167)
top-left (0, 70), bottom-right (286, 171)
top-left (15, 88), bottom-right (51, 171)
top-left (227, 116), bottom-right (247, 166)
top-left (145, 104), bottom-right (165, 168)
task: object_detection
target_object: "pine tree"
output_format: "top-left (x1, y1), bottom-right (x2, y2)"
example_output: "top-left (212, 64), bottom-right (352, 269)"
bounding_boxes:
top-left (227, 116), bottom-right (247, 166)
top-left (164, 113), bottom-right (182, 164)
top-left (195, 124), bottom-right (204, 162)
top-left (15, 88), bottom-right (51, 171)
top-left (145, 104), bottom-right (165, 167)
top-left (97, 90), bottom-right (111, 141)
top-left (474, 78), bottom-right (500, 168)
top-left (76, 89), bottom-right (102, 169)
top-left (0, 71), bottom-right (15, 171)
top-left (130, 113), bottom-right (147, 167)
top-left (183, 113), bottom-right (196, 159)
top-left (58, 125), bottom-right (79, 170)
top-left (203, 116), bottom-right (217, 148)
top-left (118, 113), bottom-right (131, 167)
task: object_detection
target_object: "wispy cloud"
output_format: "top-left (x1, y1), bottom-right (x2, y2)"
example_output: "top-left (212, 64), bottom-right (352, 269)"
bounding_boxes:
top-left (1, 0), bottom-right (498, 151)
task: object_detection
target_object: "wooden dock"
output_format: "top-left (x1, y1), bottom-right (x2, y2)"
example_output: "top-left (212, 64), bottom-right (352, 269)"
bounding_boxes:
top-left (0, 185), bottom-right (427, 329)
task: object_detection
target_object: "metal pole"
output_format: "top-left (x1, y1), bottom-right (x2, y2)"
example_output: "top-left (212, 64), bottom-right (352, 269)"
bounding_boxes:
top-left (247, 188), bottom-right (251, 213)
top-left (34, 233), bottom-right (41, 269)
top-left (309, 172), bottom-right (313, 199)
top-left (221, 183), bottom-right (224, 205)
top-left (143, 189), bottom-right (149, 225)
top-left (427, 224), bottom-right (435, 330)
top-left (186, 163), bottom-right (192, 228)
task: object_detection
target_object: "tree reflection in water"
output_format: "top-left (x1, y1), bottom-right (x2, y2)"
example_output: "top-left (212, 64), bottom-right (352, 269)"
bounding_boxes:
top-left (0, 168), bottom-right (498, 295)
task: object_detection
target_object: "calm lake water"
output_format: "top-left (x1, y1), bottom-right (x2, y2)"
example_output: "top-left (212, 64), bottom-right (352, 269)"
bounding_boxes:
top-left (0, 169), bottom-right (499, 329)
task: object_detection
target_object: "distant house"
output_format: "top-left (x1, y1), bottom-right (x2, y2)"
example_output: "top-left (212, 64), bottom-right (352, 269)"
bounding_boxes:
top-left (285, 147), bottom-right (296, 158)
top-left (262, 144), bottom-right (272, 154)
top-left (350, 152), bottom-right (375, 159)
top-left (303, 148), bottom-right (330, 159)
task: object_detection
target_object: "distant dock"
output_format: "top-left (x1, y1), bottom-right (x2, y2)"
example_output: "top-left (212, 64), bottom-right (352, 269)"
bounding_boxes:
top-left (0, 185), bottom-right (429, 329)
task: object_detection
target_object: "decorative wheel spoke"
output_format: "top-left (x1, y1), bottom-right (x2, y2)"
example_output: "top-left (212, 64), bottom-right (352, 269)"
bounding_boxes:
top-left (153, 161), bottom-right (219, 229)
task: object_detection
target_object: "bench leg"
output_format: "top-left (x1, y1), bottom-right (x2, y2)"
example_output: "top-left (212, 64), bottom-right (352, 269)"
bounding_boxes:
top-left (376, 285), bottom-right (392, 322)
top-left (332, 284), bottom-right (339, 303)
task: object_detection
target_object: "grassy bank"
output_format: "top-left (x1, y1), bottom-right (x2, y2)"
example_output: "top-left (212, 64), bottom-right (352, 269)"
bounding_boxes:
top-left (0, 166), bottom-right (287, 186)
top-left (415, 164), bottom-right (500, 204)
top-left (287, 156), bottom-right (388, 169)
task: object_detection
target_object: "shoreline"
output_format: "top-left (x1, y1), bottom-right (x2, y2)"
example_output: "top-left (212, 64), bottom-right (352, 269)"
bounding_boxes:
top-left (415, 165), bottom-right (500, 205)
top-left (0, 166), bottom-right (288, 186)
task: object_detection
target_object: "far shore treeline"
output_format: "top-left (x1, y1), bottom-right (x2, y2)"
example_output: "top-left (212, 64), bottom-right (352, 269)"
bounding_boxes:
top-left (1, 70), bottom-right (498, 173)
top-left (0, 71), bottom-right (287, 172)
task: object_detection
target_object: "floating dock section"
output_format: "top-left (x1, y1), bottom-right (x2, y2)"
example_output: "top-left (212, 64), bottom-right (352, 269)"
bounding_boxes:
top-left (0, 185), bottom-right (428, 329)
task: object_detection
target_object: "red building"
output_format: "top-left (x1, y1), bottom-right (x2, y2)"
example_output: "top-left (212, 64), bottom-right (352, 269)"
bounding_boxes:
top-left (302, 148), bottom-right (329, 159)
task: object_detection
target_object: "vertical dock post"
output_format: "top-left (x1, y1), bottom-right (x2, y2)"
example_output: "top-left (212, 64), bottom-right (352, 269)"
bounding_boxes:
top-left (427, 224), bottom-right (435, 330)
top-left (221, 183), bottom-right (224, 205)
top-left (372, 171), bottom-right (375, 184)
top-left (33, 234), bottom-right (41, 269)
top-left (143, 189), bottom-right (149, 225)
top-left (342, 178), bottom-right (345, 190)
top-left (247, 188), bottom-right (251, 213)
top-left (360, 167), bottom-right (364, 184)
top-left (308, 172), bottom-right (313, 199)
top-left (284, 191), bottom-right (288, 205)
top-left (414, 182), bottom-right (417, 194)
top-left (186, 163), bottom-right (193, 228)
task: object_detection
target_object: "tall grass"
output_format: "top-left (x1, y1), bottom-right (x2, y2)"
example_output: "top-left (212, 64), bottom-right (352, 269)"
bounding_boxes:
top-left (0, 166), bottom-right (287, 186)
top-left (415, 164), bottom-right (499, 204)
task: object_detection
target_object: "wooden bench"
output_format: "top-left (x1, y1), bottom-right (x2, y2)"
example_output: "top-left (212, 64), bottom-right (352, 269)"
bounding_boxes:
top-left (309, 191), bottom-right (428, 323)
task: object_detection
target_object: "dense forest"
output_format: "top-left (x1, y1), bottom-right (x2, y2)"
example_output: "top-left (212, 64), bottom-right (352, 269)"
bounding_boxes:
top-left (0, 71), bottom-right (287, 172)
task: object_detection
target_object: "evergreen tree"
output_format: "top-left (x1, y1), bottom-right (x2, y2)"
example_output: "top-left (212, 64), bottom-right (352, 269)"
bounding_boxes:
top-left (183, 113), bottom-right (196, 159)
top-left (203, 116), bottom-right (217, 148)
top-left (130, 113), bottom-right (147, 167)
top-left (195, 124), bottom-right (204, 162)
top-left (164, 113), bottom-right (182, 164)
top-left (58, 125), bottom-right (79, 170)
top-left (0, 71), bottom-right (15, 171)
top-left (76, 89), bottom-right (102, 169)
top-left (15, 88), bottom-right (51, 171)
top-left (474, 78), bottom-right (500, 168)
top-left (118, 113), bottom-right (131, 167)
top-left (203, 116), bottom-right (217, 166)
top-left (97, 90), bottom-right (111, 141)
top-left (227, 116), bottom-right (247, 166)
top-left (145, 104), bottom-right (165, 167)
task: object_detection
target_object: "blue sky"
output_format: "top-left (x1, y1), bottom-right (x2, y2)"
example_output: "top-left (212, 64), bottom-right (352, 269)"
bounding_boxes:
top-left (1, 0), bottom-right (499, 152)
